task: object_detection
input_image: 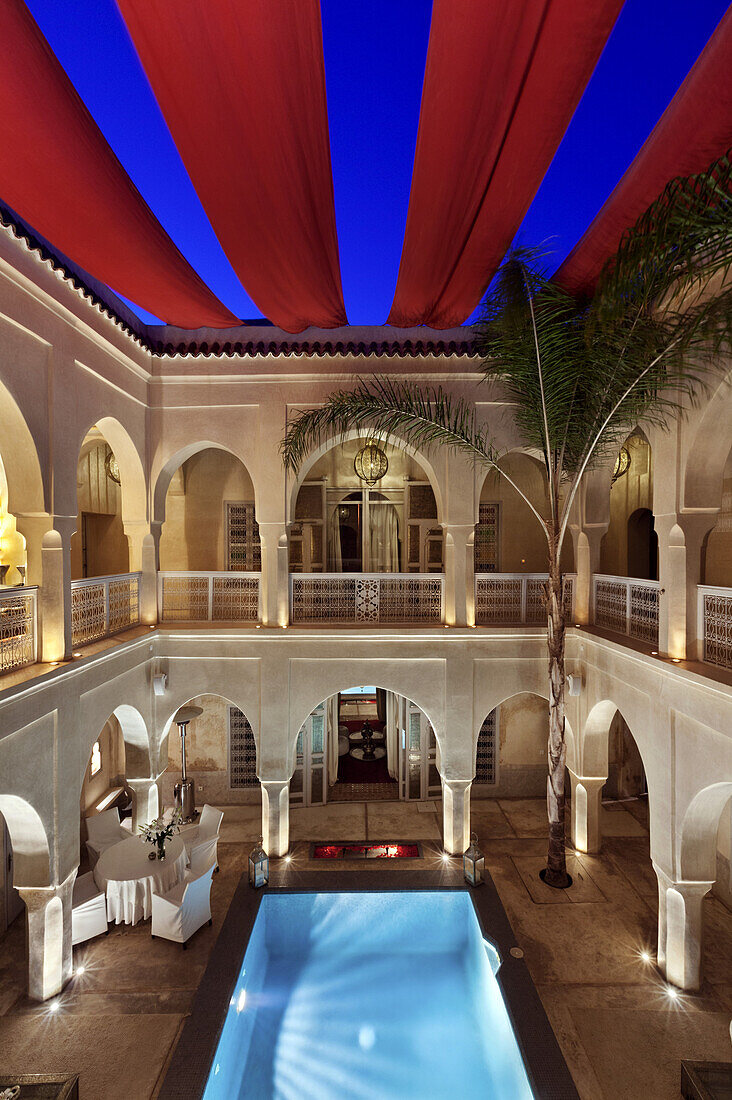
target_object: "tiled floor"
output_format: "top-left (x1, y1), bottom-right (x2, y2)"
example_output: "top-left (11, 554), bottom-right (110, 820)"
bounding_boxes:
top-left (0, 797), bottom-right (730, 1099)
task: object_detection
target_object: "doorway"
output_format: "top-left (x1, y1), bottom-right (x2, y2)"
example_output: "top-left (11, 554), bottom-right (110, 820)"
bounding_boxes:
top-left (291, 687), bottom-right (441, 805)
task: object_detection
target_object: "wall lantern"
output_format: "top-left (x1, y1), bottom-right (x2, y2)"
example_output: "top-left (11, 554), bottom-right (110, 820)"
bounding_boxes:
top-left (104, 448), bottom-right (121, 484)
top-left (611, 447), bottom-right (631, 483)
top-left (354, 440), bottom-right (388, 485)
top-left (463, 833), bottom-right (485, 887)
top-left (249, 837), bottom-right (269, 888)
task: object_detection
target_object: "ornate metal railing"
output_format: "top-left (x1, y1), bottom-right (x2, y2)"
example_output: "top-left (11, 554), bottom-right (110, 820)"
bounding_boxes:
top-left (474, 573), bottom-right (575, 625)
top-left (698, 585), bottom-right (732, 670)
top-left (70, 572), bottom-right (141, 647)
top-left (0, 586), bottom-right (37, 673)
top-left (592, 573), bottom-right (660, 645)
top-left (158, 571), bottom-right (260, 621)
top-left (290, 573), bottom-right (444, 624)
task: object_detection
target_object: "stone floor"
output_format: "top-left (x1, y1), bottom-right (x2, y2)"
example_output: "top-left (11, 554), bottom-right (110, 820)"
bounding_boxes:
top-left (0, 797), bottom-right (730, 1098)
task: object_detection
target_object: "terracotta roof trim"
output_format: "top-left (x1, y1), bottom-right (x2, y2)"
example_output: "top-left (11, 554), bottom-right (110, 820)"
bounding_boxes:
top-left (0, 205), bottom-right (478, 360)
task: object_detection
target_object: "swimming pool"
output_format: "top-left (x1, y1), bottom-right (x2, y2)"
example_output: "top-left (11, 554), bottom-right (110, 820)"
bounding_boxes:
top-left (202, 891), bottom-right (534, 1099)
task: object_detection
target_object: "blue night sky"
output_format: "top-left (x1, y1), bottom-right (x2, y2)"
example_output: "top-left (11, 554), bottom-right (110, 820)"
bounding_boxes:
top-left (22, 0), bottom-right (731, 327)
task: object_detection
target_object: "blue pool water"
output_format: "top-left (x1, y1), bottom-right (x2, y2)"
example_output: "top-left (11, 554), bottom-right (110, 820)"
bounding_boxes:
top-left (203, 892), bottom-right (534, 1099)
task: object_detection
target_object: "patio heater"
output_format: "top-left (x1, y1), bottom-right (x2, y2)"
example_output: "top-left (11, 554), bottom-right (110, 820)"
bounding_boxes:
top-left (173, 705), bottom-right (202, 823)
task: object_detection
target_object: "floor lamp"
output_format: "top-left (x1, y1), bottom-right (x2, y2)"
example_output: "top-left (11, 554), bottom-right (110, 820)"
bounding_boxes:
top-left (173, 705), bottom-right (203, 822)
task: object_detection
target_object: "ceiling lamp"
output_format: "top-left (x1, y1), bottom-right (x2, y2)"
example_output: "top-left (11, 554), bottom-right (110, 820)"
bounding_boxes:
top-left (354, 440), bottom-right (388, 486)
top-left (104, 448), bottom-right (121, 484)
top-left (612, 446), bottom-right (631, 483)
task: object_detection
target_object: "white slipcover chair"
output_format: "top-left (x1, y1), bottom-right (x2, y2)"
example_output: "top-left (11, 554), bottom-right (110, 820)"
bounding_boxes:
top-left (151, 864), bottom-right (215, 948)
top-left (71, 871), bottom-right (108, 945)
top-left (85, 808), bottom-right (128, 870)
top-left (183, 805), bottom-right (223, 872)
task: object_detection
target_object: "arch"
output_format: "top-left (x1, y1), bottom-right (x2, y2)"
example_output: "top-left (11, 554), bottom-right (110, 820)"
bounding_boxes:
top-left (158, 691), bottom-right (259, 776)
top-left (76, 417), bottom-right (147, 529)
top-left (626, 507), bottom-right (658, 580)
top-left (679, 782), bottom-right (732, 881)
top-left (0, 794), bottom-right (51, 887)
top-left (153, 442), bottom-right (259, 526)
top-left (78, 704), bottom-right (152, 799)
top-left (683, 372), bottom-right (732, 511)
top-left (474, 446), bottom-right (547, 518)
top-left (0, 379), bottom-right (46, 516)
top-left (289, 676), bottom-right (442, 763)
top-left (287, 429), bottom-right (444, 526)
top-left (473, 690), bottom-right (576, 778)
top-left (581, 699), bottom-right (650, 797)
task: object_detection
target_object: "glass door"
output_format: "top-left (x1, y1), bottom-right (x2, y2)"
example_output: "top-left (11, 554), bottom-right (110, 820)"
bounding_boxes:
top-left (290, 702), bottom-right (327, 807)
top-left (399, 699), bottom-right (439, 801)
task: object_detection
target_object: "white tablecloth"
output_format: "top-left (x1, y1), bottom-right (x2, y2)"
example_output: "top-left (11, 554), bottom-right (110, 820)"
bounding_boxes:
top-left (94, 834), bottom-right (187, 926)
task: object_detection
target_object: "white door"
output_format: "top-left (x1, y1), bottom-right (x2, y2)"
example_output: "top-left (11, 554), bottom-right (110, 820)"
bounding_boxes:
top-left (400, 700), bottom-right (440, 801)
top-left (290, 702), bottom-right (328, 807)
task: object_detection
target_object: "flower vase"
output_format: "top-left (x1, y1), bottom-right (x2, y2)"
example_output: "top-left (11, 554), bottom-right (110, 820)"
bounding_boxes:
top-left (156, 837), bottom-right (166, 861)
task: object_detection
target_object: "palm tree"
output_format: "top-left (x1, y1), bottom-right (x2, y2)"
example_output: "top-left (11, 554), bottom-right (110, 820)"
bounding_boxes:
top-left (281, 154), bottom-right (732, 888)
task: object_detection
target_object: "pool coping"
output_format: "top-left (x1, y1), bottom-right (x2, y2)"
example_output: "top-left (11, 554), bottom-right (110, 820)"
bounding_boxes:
top-left (158, 864), bottom-right (580, 1100)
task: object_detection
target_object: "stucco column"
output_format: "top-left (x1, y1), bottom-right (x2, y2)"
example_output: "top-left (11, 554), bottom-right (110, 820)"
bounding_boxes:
top-left (442, 778), bottom-right (472, 854)
top-left (40, 519), bottom-right (74, 662)
top-left (573, 524), bottom-right (607, 626)
top-left (443, 524), bottom-right (474, 627)
top-left (14, 513), bottom-right (52, 588)
top-left (127, 778), bottom-right (160, 832)
top-left (678, 512), bottom-right (718, 661)
top-left (261, 779), bottom-right (289, 856)
top-left (258, 522), bottom-right (288, 627)
top-left (661, 877), bottom-right (714, 990)
top-left (655, 514), bottom-right (686, 659)
top-left (18, 869), bottom-right (76, 1001)
top-left (139, 531), bottom-right (159, 625)
top-left (568, 770), bottom-right (605, 853)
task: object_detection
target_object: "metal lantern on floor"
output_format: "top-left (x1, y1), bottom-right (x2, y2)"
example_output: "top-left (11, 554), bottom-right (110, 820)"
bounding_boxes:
top-left (249, 837), bottom-right (269, 888)
top-left (463, 833), bottom-right (484, 887)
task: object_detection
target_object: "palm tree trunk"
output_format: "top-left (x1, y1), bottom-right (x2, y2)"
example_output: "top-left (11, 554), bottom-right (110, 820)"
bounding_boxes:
top-left (542, 545), bottom-right (571, 888)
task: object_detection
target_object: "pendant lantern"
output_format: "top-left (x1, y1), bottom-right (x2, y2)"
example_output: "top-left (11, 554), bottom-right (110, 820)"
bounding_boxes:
top-left (354, 440), bottom-right (388, 485)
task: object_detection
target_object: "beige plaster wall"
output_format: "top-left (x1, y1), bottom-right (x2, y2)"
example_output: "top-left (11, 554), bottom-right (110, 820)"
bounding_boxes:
top-left (159, 450), bottom-right (256, 571)
top-left (601, 435), bottom-right (654, 577)
top-left (480, 453), bottom-right (574, 572)
top-left (162, 693), bottom-right (260, 807)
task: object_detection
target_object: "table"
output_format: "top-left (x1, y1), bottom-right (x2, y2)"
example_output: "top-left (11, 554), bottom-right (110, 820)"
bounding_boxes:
top-left (94, 834), bottom-right (187, 926)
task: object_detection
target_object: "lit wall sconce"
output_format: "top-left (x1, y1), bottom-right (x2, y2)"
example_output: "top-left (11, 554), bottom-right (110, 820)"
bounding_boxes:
top-left (567, 674), bottom-right (582, 697)
top-left (153, 673), bottom-right (168, 696)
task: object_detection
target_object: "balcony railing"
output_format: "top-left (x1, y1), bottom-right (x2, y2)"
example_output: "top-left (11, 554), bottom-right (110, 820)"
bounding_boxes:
top-left (71, 573), bottom-right (141, 648)
top-left (474, 573), bottom-right (575, 625)
top-left (698, 585), bottom-right (732, 671)
top-left (158, 571), bottom-right (260, 622)
top-left (0, 586), bottom-right (38, 673)
top-left (592, 573), bottom-right (660, 645)
top-left (290, 573), bottom-right (444, 624)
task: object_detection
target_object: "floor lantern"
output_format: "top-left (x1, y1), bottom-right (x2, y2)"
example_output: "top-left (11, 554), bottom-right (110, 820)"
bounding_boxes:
top-left (463, 833), bottom-right (484, 887)
top-left (249, 837), bottom-right (269, 888)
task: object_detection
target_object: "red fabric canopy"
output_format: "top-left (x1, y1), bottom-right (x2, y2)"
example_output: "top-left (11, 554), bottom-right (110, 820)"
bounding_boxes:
top-left (117, 0), bottom-right (347, 334)
top-left (557, 7), bottom-right (732, 297)
top-left (0, 1), bottom-right (238, 329)
top-left (387, 0), bottom-right (623, 329)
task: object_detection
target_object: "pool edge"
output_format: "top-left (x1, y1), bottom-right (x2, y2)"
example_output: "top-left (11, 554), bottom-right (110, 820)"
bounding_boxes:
top-left (158, 867), bottom-right (580, 1100)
